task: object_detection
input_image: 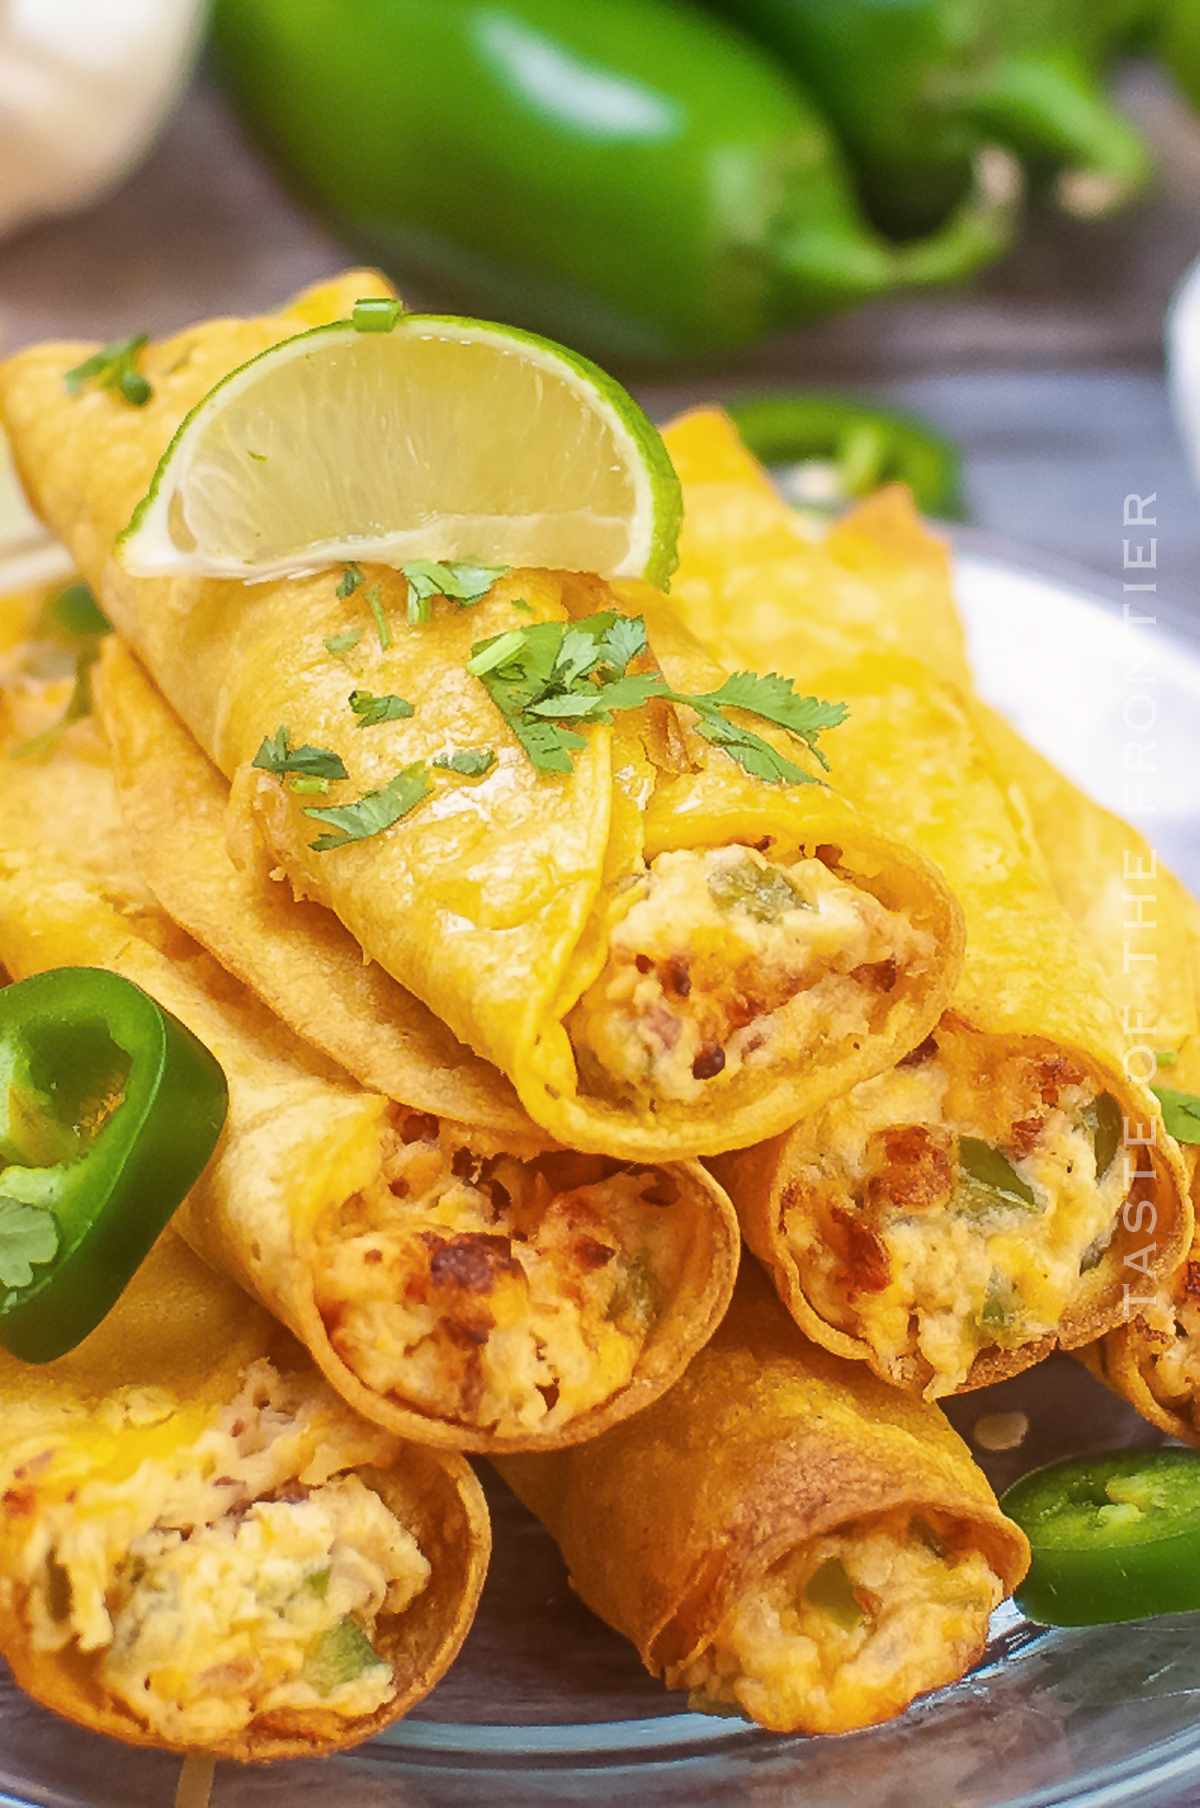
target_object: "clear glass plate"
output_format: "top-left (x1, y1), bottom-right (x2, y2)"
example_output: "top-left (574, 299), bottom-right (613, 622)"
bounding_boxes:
top-left (5, 544), bottom-right (1200, 1808)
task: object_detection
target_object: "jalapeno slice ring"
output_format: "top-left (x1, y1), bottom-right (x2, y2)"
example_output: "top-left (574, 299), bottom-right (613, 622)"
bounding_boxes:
top-left (1001, 1448), bottom-right (1200, 1626)
top-left (0, 966), bottom-right (228, 1362)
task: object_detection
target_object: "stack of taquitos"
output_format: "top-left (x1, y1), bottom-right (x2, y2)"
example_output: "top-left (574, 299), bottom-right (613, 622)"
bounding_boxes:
top-left (0, 605), bottom-right (741, 1453)
top-left (0, 280), bottom-right (968, 1164)
top-left (660, 408), bottom-right (1191, 1397)
top-left (0, 1227), bottom-right (489, 1758)
top-left (977, 707), bottom-right (1200, 1444)
top-left (496, 1261), bottom-right (1029, 1735)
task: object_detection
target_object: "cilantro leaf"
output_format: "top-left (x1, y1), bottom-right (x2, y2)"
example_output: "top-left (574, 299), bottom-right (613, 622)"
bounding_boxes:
top-left (349, 689), bottom-right (414, 727)
top-left (64, 335), bottom-right (152, 407)
top-left (697, 673), bottom-right (848, 770)
top-left (1154, 1086), bottom-right (1200, 1144)
top-left (252, 725), bottom-right (349, 781)
top-left (402, 560), bottom-right (510, 624)
top-left (305, 763), bottom-right (432, 850)
top-left (336, 563), bottom-right (365, 599)
top-left (687, 709), bottom-right (814, 784)
top-left (325, 627), bottom-right (363, 658)
top-left (0, 1197), bottom-right (58, 1291)
top-left (434, 747), bottom-right (496, 777)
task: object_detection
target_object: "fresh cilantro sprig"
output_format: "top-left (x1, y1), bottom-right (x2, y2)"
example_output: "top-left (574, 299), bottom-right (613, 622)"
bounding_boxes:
top-left (0, 1197), bottom-right (58, 1291)
top-left (402, 560), bottom-right (510, 625)
top-left (305, 763), bottom-right (433, 851)
top-left (252, 725), bottom-right (349, 782)
top-left (466, 612), bottom-right (846, 782)
top-left (1154, 1086), bottom-right (1200, 1145)
top-left (64, 335), bottom-right (153, 407)
top-left (349, 689), bottom-right (414, 727)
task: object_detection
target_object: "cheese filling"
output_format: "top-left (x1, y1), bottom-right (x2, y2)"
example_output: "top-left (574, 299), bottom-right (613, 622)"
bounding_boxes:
top-left (568, 844), bottom-right (930, 1105)
top-left (1135, 1268), bottom-right (1200, 1421)
top-left (677, 1510), bottom-right (1003, 1735)
top-left (314, 1113), bottom-right (692, 1438)
top-left (780, 1022), bottom-right (1133, 1393)
top-left (3, 1361), bottom-right (429, 1744)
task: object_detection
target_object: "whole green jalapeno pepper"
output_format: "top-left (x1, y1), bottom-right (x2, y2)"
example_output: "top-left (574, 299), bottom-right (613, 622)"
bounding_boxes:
top-left (1001, 1448), bottom-right (1200, 1626)
top-left (210, 0), bottom-right (1015, 362)
top-left (0, 967), bottom-right (228, 1362)
top-left (696, 0), bottom-right (1156, 237)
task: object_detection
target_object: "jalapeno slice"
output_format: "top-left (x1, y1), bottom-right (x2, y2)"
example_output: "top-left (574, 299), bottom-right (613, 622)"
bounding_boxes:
top-left (1000, 1448), bottom-right (1200, 1626)
top-left (0, 967), bottom-right (228, 1362)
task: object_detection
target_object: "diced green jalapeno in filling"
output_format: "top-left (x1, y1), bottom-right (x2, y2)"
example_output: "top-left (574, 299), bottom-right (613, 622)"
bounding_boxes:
top-left (301, 1616), bottom-right (382, 1696)
top-left (707, 858), bottom-right (811, 922)
top-left (1084, 1092), bottom-right (1122, 1180)
top-left (803, 1556), bottom-right (864, 1630)
top-left (955, 1138), bottom-right (1038, 1213)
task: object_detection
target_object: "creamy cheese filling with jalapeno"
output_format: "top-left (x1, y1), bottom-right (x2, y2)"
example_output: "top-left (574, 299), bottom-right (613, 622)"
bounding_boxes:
top-left (8, 1361), bottom-right (430, 1744)
top-left (567, 845), bottom-right (932, 1105)
top-left (781, 1021), bottom-right (1130, 1393)
top-left (677, 1509), bottom-right (1004, 1735)
top-left (314, 1112), bottom-right (691, 1438)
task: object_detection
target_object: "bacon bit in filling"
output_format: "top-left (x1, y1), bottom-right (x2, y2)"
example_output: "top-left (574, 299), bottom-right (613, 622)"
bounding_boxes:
top-left (567, 845), bottom-right (932, 1105)
top-left (313, 1116), bottom-right (690, 1438)
top-left (779, 1021), bottom-right (1135, 1394)
top-left (677, 1510), bottom-right (1003, 1734)
top-left (2, 1362), bottom-right (428, 1746)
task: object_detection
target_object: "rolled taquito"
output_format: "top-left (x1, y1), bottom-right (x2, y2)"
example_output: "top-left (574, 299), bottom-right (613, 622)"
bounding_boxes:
top-left (0, 1228), bottom-right (489, 1759)
top-left (0, 281), bottom-right (963, 1162)
top-left (660, 411), bottom-right (1192, 1396)
top-left (496, 1261), bottom-right (1029, 1736)
top-left (978, 707), bottom-right (1200, 1444)
top-left (0, 610), bottom-right (740, 1450)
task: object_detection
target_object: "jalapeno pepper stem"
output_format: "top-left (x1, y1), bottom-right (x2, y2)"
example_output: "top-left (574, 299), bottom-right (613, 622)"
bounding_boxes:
top-left (960, 50), bottom-right (1154, 216)
top-left (769, 143), bottom-right (1019, 321)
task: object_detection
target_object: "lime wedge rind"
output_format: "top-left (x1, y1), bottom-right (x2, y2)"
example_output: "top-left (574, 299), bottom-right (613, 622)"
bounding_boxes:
top-left (117, 312), bottom-right (682, 589)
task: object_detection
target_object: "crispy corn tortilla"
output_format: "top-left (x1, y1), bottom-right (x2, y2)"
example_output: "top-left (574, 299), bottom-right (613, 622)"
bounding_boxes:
top-left (0, 650), bottom-right (742, 1452)
top-left (95, 634), bottom-right (536, 1138)
top-left (496, 1261), bottom-right (1029, 1736)
top-left (0, 1230), bottom-right (489, 1760)
top-left (662, 407), bottom-right (972, 692)
top-left (0, 285), bottom-right (963, 1161)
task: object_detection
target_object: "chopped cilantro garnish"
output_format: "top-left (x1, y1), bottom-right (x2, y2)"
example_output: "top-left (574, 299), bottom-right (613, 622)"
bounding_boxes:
top-left (1154, 1086), bottom-right (1200, 1144)
top-left (305, 763), bottom-right (432, 851)
top-left (349, 689), bottom-right (414, 727)
top-left (0, 1197), bottom-right (59, 1291)
top-left (364, 585), bottom-right (392, 650)
top-left (351, 296), bottom-right (402, 332)
top-left (434, 747), bottom-right (496, 777)
top-left (401, 560), bottom-right (510, 625)
top-left (288, 775), bottom-right (332, 795)
top-left (252, 725), bottom-right (349, 781)
top-left (466, 611), bottom-right (845, 782)
top-left (64, 335), bottom-right (152, 407)
top-left (325, 627), bottom-right (363, 658)
top-left (336, 563), bottom-right (365, 599)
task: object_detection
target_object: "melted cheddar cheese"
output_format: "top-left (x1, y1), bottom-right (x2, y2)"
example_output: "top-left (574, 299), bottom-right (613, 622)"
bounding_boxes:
top-left (781, 1021), bottom-right (1130, 1393)
top-left (1, 1361), bottom-right (428, 1745)
top-left (314, 1117), bottom-right (692, 1438)
top-left (678, 1509), bottom-right (1003, 1734)
top-left (568, 844), bottom-right (931, 1104)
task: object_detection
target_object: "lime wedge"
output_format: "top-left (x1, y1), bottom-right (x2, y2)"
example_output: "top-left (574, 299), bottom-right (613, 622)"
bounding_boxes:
top-left (118, 310), bottom-right (682, 587)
